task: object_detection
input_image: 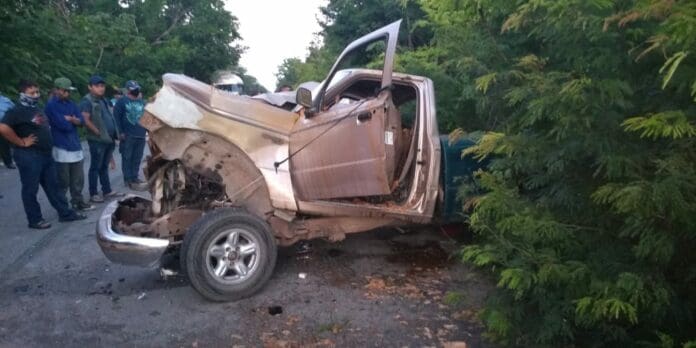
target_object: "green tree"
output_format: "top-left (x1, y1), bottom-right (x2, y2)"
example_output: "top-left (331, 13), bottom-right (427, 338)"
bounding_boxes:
top-left (275, 57), bottom-right (304, 90)
top-left (0, 0), bottom-right (247, 99)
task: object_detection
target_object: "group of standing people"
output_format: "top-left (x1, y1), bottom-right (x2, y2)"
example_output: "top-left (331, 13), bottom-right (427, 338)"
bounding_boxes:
top-left (0, 75), bottom-right (148, 229)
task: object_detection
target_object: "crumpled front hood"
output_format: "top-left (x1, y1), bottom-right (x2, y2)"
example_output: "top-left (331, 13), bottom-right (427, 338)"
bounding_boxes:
top-left (251, 81), bottom-right (321, 110)
top-left (252, 91), bottom-right (296, 109)
top-left (146, 74), bottom-right (298, 135)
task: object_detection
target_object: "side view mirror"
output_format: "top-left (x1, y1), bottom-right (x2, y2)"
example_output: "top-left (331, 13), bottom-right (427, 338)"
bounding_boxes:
top-left (295, 87), bottom-right (313, 109)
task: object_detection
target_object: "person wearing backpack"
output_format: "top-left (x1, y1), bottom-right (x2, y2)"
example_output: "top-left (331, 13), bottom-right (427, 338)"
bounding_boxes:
top-left (0, 93), bottom-right (16, 169)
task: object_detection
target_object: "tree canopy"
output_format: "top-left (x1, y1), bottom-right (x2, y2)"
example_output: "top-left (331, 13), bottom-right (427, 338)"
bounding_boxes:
top-left (0, 0), bottom-right (249, 98)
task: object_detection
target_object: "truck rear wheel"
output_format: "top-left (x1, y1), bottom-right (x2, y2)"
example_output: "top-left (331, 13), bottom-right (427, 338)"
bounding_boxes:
top-left (181, 208), bottom-right (277, 302)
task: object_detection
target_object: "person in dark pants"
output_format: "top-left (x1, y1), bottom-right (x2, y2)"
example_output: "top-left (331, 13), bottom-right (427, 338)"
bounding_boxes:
top-left (0, 80), bottom-right (86, 229)
top-left (0, 134), bottom-right (15, 169)
top-left (45, 77), bottom-right (94, 211)
top-left (114, 80), bottom-right (147, 191)
top-left (81, 75), bottom-right (123, 203)
top-left (0, 94), bottom-right (16, 169)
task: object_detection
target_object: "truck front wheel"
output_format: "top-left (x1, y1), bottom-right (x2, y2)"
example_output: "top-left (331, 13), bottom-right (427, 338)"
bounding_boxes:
top-left (181, 208), bottom-right (277, 302)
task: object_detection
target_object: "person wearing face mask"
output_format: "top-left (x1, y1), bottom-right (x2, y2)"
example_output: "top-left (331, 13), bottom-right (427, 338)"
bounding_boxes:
top-left (0, 79), bottom-right (87, 229)
top-left (113, 80), bottom-right (148, 191)
top-left (81, 75), bottom-right (123, 203)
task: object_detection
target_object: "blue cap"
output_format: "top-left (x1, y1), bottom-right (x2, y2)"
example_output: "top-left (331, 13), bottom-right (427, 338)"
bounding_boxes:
top-left (125, 80), bottom-right (141, 91)
top-left (88, 75), bottom-right (106, 85)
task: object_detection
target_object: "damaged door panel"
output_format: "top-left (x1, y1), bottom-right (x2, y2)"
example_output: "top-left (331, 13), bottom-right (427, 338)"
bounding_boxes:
top-left (289, 91), bottom-right (401, 200)
top-left (96, 19), bottom-right (487, 302)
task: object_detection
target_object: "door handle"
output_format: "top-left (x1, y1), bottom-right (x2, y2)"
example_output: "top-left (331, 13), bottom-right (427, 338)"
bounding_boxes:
top-left (357, 111), bottom-right (372, 122)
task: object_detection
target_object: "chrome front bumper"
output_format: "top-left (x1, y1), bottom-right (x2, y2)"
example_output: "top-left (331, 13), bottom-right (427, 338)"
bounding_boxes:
top-left (96, 196), bottom-right (169, 268)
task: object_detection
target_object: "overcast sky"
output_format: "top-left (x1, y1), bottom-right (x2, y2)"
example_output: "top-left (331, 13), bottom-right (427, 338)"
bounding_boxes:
top-left (224, 0), bottom-right (327, 91)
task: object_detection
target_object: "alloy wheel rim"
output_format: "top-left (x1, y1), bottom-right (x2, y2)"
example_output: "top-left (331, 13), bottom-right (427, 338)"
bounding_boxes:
top-left (205, 227), bottom-right (260, 284)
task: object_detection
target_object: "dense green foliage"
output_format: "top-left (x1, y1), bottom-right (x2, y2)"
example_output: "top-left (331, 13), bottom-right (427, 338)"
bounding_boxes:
top-left (278, 0), bottom-right (696, 346)
top-left (0, 0), bottom-right (261, 98)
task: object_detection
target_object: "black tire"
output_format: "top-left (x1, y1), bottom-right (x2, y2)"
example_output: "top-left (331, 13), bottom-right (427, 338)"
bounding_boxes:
top-left (180, 208), bottom-right (277, 302)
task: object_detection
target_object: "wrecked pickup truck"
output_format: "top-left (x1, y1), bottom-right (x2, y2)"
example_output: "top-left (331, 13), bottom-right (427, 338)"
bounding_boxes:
top-left (96, 20), bottom-right (483, 301)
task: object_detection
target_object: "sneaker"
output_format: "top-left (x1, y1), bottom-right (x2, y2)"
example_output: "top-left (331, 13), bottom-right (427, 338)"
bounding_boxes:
top-left (5, 164), bottom-right (16, 169)
top-left (74, 202), bottom-right (96, 211)
top-left (28, 220), bottom-right (51, 229)
top-left (128, 181), bottom-right (149, 191)
top-left (104, 191), bottom-right (125, 198)
top-left (59, 213), bottom-right (87, 222)
top-left (90, 195), bottom-right (105, 203)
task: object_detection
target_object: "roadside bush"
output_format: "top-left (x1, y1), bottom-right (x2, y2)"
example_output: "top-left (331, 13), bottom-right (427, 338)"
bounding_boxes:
top-left (453, 1), bottom-right (696, 346)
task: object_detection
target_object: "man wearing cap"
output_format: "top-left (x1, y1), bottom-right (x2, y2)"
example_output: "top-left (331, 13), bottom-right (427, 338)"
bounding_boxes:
top-left (81, 75), bottom-right (123, 203)
top-left (0, 79), bottom-right (87, 229)
top-left (45, 77), bottom-right (94, 211)
top-left (114, 80), bottom-right (148, 191)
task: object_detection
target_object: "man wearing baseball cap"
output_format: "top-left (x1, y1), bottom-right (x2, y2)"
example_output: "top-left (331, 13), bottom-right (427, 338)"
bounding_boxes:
top-left (114, 80), bottom-right (147, 191)
top-left (45, 77), bottom-right (94, 211)
top-left (80, 75), bottom-right (123, 203)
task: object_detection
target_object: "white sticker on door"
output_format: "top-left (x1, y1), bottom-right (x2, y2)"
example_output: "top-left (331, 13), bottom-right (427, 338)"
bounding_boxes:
top-left (385, 131), bottom-right (394, 145)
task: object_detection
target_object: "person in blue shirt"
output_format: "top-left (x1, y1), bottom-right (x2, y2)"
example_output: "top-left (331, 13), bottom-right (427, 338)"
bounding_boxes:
top-left (0, 94), bottom-right (16, 169)
top-left (44, 77), bottom-right (94, 211)
top-left (113, 80), bottom-right (148, 191)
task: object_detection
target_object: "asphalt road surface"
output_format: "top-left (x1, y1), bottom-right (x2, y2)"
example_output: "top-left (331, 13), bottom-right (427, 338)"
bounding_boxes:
top-left (0, 146), bottom-right (493, 348)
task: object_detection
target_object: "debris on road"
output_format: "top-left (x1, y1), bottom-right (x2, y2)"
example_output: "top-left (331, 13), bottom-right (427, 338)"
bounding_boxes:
top-left (268, 306), bottom-right (283, 315)
top-left (285, 315), bottom-right (300, 326)
top-left (363, 275), bottom-right (428, 300)
top-left (423, 327), bottom-right (433, 339)
top-left (160, 268), bottom-right (178, 279)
